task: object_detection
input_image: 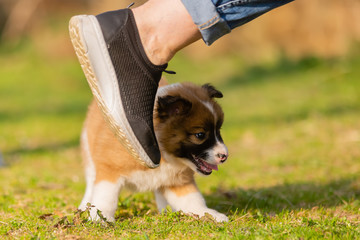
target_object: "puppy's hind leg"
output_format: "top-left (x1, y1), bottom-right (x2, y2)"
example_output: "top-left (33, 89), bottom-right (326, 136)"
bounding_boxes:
top-left (79, 127), bottom-right (123, 222)
top-left (90, 179), bottom-right (124, 222)
top-left (79, 128), bottom-right (96, 211)
top-left (79, 163), bottom-right (96, 211)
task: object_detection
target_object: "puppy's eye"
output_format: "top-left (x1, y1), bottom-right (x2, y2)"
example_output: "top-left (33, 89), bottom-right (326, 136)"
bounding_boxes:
top-left (195, 132), bottom-right (206, 140)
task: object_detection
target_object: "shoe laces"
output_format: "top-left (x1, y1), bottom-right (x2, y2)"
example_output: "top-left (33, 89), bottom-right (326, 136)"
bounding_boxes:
top-left (164, 70), bottom-right (176, 74)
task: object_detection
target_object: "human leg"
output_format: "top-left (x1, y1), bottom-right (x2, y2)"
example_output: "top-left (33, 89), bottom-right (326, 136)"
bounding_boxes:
top-left (132, 0), bottom-right (202, 65)
top-left (69, 0), bottom-right (203, 169)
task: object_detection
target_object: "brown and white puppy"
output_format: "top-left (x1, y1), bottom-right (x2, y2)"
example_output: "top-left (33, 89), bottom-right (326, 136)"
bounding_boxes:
top-left (79, 82), bottom-right (229, 222)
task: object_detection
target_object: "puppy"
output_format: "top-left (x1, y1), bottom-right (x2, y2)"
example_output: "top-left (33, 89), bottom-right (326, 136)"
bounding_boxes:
top-left (79, 82), bottom-right (229, 222)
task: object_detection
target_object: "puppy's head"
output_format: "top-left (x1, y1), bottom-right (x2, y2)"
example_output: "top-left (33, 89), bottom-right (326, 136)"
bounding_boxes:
top-left (155, 83), bottom-right (228, 175)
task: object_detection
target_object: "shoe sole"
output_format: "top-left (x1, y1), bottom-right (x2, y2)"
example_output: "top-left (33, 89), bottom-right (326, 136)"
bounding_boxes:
top-left (69, 15), bottom-right (159, 169)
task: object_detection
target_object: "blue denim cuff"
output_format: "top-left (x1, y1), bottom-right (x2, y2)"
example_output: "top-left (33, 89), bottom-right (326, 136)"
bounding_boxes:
top-left (181, 0), bottom-right (231, 45)
top-left (181, 0), bottom-right (294, 46)
top-left (214, 0), bottom-right (295, 30)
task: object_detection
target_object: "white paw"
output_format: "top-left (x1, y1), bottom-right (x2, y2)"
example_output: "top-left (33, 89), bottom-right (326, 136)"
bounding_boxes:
top-left (204, 209), bottom-right (229, 222)
top-left (89, 207), bottom-right (115, 222)
top-left (188, 208), bottom-right (228, 222)
top-left (78, 202), bottom-right (90, 212)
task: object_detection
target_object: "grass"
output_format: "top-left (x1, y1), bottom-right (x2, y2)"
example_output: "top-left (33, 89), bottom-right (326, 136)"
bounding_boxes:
top-left (0, 41), bottom-right (360, 239)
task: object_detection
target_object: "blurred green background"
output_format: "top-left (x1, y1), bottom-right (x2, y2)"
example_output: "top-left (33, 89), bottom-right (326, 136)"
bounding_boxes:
top-left (0, 0), bottom-right (360, 238)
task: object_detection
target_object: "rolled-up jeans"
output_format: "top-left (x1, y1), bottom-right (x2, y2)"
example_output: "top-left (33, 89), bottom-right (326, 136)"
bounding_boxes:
top-left (181, 0), bottom-right (294, 45)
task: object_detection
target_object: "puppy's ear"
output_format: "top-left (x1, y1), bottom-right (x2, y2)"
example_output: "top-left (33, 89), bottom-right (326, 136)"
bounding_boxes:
top-left (202, 83), bottom-right (223, 98)
top-left (157, 95), bottom-right (192, 118)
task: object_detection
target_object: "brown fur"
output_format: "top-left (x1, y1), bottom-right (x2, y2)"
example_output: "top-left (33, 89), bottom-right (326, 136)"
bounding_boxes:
top-left (83, 81), bottom-right (224, 195)
top-left (154, 83), bottom-right (224, 156)
top-left (162, 181), bottom-right (199, 197)
top-left (85, 100), bottom-right (148, 184)
top-left (81, 81), bottom-right (229, 222)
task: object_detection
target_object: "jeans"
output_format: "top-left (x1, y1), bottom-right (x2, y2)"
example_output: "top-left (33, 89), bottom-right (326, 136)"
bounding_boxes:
top-left (181, 0), bottom-right (294, 45)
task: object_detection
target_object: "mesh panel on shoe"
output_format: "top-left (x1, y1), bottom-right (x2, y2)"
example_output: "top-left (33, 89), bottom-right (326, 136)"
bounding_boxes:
top-left (109, 31), bottom-right (158, 131)
top-left (101, 9), bottom-right (169, 164)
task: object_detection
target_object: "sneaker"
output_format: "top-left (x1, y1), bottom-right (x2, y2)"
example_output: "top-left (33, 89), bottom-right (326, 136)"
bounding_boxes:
top-left (69, 8), bottom-right (167, 168)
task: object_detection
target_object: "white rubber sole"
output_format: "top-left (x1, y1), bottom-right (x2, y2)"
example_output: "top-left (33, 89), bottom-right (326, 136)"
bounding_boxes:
top-left (69, 15), bottom-right (159, 169)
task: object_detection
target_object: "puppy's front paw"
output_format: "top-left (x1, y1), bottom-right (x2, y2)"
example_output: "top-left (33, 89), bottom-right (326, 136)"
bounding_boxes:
top-left (205, 209), bottom-right (229, 222)
top-left (190, 208), bottom-right (228, 222)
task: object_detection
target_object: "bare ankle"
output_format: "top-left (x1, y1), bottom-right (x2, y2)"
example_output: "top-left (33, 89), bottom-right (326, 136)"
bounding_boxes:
top-left (136, 25), bottom-right (174, 65)
top-left (132, 0), bottom-right (201, 66)
top-left (132, 8), bottom-right (174, 65)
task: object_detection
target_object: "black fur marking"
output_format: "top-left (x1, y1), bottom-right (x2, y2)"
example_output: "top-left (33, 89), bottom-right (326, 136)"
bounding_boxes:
top-left (174, 122), bottom-right (222, 175)
top-left (156, 84), bottom-right (225, 175)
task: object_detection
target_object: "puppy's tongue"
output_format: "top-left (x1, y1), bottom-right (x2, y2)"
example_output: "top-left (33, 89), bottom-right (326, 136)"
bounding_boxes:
top-left (202, 161), bottom-right (218, 171)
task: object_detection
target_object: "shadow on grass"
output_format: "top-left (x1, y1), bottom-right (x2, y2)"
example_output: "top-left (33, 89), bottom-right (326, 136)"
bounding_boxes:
top-left (205, 178), bottom-right (360, 214)
top-left (114, 178), bottom-right (360, 220)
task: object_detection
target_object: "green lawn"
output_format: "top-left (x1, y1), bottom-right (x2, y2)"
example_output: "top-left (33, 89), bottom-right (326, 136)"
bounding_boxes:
top-left (0, 42), bottom-right (360, 239)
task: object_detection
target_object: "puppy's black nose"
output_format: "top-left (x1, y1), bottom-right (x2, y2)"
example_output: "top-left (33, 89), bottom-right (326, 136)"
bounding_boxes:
top-left (217, 153), bottom-right (228, 163)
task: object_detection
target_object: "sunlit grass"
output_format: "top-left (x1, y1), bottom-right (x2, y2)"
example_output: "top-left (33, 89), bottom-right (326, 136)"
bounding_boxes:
top-left (0, 42), bottom-right (359, 238)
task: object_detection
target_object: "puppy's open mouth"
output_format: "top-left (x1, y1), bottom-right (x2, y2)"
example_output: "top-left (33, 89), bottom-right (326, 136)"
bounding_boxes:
top-left (191, 154), bottom-right (218, 175)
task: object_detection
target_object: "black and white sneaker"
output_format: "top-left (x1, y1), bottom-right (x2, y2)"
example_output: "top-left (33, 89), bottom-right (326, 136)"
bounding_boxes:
top-left (69, 9), bottom-right (167, 168)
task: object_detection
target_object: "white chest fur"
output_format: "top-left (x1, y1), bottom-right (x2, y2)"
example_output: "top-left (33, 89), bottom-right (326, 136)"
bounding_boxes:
top-left (124, 159), bottom-right (192, 192)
